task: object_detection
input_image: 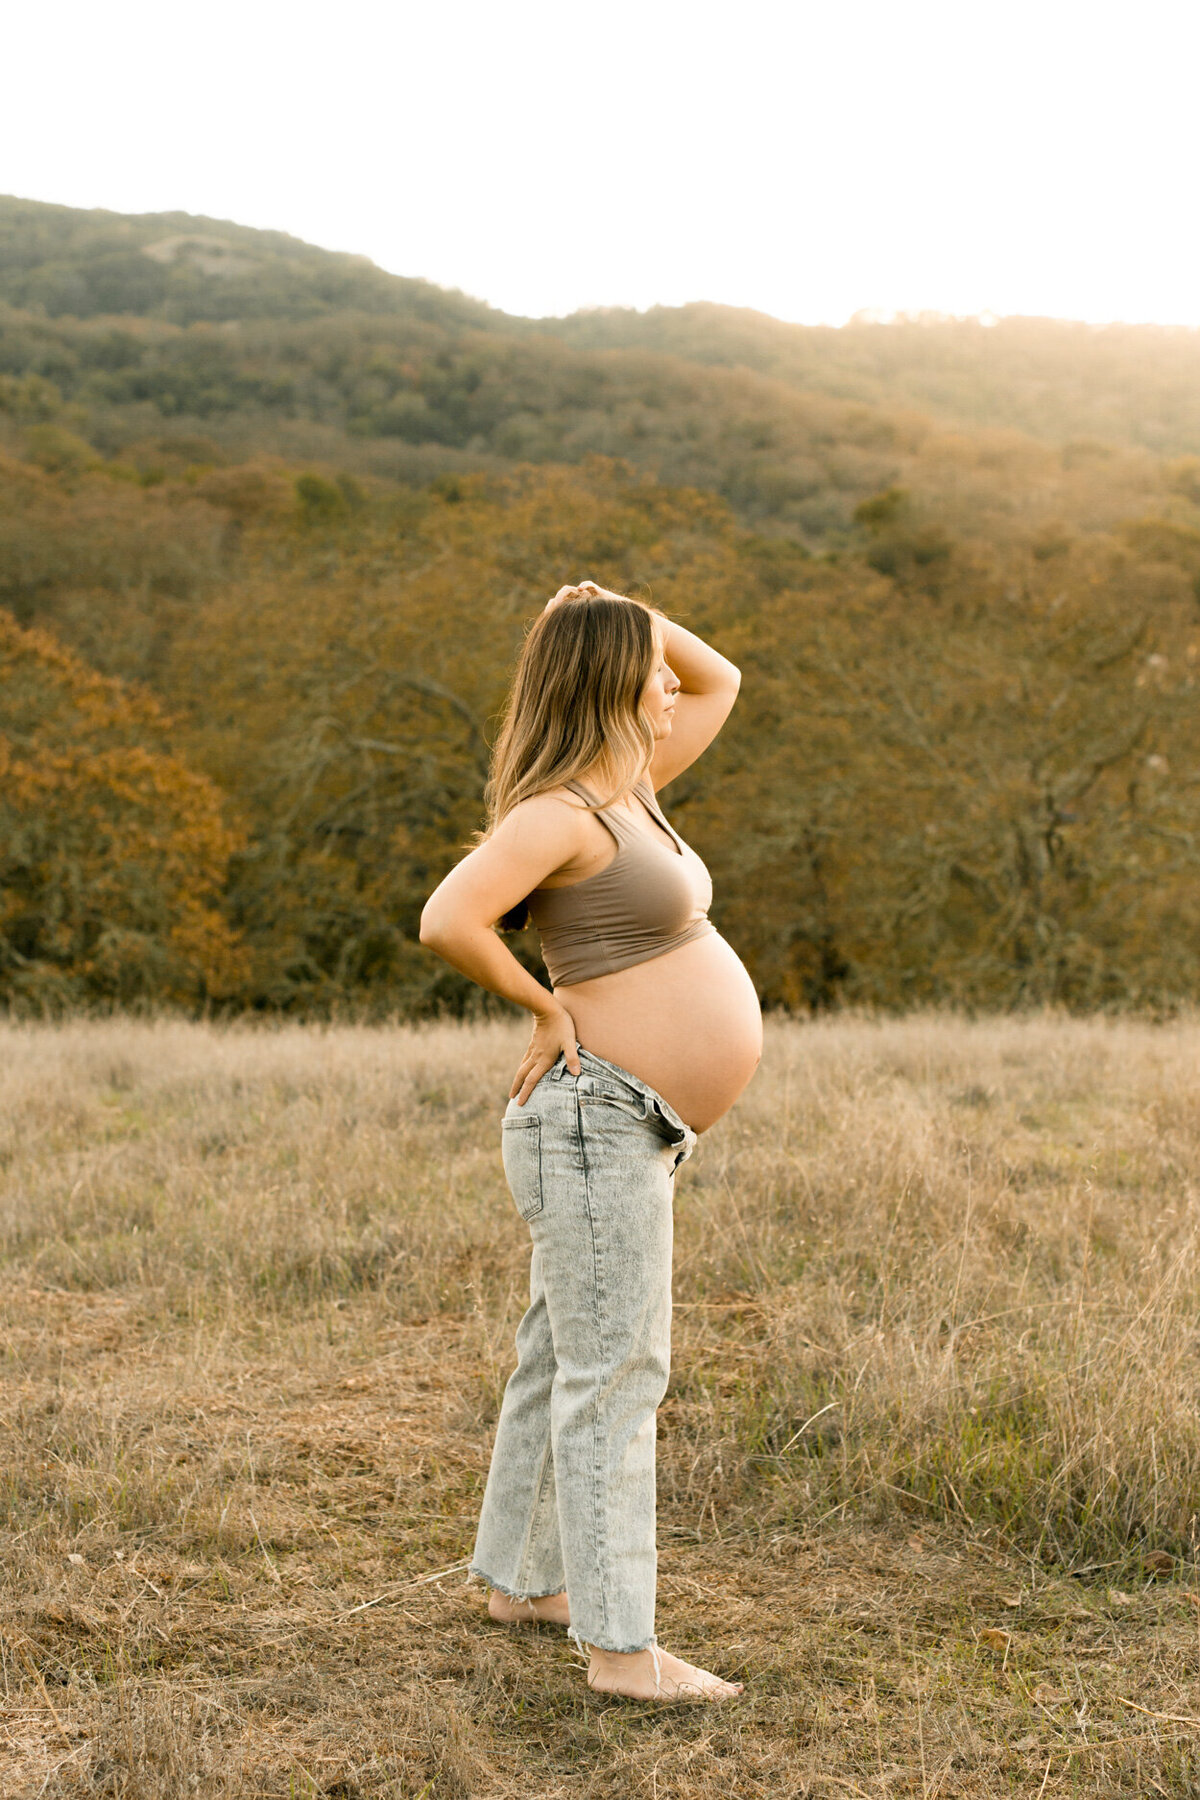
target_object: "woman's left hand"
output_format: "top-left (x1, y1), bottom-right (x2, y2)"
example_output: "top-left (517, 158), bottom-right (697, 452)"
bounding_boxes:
top-left (545, 581), bottom-right (601, 612)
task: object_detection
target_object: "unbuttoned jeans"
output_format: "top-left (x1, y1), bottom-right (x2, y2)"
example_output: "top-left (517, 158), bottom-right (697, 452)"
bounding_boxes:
top-left (469, 1046), bottom-right (699, 1655)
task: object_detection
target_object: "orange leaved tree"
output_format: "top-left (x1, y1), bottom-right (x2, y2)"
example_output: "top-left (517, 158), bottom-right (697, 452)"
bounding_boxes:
top-left (0, 613), bottom-right (246, 1011)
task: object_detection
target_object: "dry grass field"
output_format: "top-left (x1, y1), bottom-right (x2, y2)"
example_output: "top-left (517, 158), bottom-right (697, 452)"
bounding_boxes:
top-left (3, 1013), bottom-right (1200, 1797)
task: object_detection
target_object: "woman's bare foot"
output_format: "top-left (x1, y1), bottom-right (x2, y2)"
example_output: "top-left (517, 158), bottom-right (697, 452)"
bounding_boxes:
top-left (586, 1642), bottom-right (743, 1702)
top-left (487, 1587), bottom-right (570, 1627)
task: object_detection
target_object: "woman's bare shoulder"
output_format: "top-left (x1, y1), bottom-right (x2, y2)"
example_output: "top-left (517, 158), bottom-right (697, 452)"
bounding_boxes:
top-left (508, 783), bottom-right (589, 815)
top-left (490, 787), bottom-right (589, 853)
top-left (489, 788), bottom-right (593, 879)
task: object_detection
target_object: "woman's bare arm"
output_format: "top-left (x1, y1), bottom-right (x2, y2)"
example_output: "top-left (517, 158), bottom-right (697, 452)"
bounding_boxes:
top-left (659, 614), bottom-right (741, 695)
top-left (546, 584), bottom-right (740, 792)
top-left (649, 615), bottom-right (740, 791)
top-left (419, 795), bottom-right (585, 1100)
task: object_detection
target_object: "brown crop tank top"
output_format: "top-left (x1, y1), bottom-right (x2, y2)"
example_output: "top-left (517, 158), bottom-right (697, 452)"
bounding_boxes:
top-left (525, 774), bottom-right (717, 987)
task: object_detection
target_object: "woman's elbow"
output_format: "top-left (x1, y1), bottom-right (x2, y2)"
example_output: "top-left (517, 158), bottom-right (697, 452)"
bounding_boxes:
top-left (419, 903), bottom-right (452, 947)
top-left (419, 903), bottom-right (488, 948)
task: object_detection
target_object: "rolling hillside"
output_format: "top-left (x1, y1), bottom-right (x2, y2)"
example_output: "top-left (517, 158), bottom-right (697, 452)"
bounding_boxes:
top-left (3, 195), bottom-right (1200, 1019)
top-left (4, 195), bottom-right (1199, 547)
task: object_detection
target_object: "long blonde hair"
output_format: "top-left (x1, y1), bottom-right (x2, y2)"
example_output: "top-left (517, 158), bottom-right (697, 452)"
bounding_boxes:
top-left (472, 582), bottom-right (669, 931)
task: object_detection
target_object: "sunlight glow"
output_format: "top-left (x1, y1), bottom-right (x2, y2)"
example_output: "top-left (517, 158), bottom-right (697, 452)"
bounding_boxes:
top-left (3, 0), bottom-right (1197, 328)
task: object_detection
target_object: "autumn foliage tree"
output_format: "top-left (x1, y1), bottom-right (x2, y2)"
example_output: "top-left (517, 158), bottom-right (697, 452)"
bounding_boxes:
top-left (159, 461), bottom-right (742, 1012)
top-left (0, 614), bottom-right (246, 1010)
top-left (7, 210), bottom-right (1200, 1020)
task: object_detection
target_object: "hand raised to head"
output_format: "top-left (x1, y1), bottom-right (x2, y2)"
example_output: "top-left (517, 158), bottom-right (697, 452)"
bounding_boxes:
top-left (545, 580), bottom-right (603, 611)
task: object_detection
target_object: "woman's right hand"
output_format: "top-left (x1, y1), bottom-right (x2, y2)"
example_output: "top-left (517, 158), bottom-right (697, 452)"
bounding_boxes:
top-left (510, 1004), bottom-right (581, 1105)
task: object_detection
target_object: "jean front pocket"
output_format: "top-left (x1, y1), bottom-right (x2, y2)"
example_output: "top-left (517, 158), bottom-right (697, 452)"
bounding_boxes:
top-left (501, 1113), bottom-right (544, 1220)
top-left (576, 1072), bottom-right (649, 1126)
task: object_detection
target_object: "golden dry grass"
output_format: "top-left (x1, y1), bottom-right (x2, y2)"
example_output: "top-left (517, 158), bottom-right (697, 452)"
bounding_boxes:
top-left (2, 1012), bottom-right (1200, 1797)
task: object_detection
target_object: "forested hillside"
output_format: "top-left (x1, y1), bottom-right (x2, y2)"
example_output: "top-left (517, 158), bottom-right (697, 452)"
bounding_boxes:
top-left (7, 196), bottom-right (1200, 542)
top-left (550, 304), bottom-right (1200, 459)
top-left (3, 195), bottom-right (1200, 1016)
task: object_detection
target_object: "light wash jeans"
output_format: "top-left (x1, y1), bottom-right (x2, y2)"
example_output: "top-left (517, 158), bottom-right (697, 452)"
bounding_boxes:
top-left (469, 1046), bottom-right (699, 1655)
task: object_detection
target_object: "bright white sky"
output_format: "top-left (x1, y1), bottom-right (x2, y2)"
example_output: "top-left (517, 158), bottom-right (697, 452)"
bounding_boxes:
top-left (4, 0), bottom-right (1197, 328)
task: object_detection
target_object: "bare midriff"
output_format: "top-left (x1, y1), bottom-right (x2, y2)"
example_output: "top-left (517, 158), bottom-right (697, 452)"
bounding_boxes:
top-left (552, 931), bottom-right (763, 1135)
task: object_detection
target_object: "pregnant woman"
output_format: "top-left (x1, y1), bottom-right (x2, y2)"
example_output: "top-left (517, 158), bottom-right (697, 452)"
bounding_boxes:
top-left (419, 581), bottom-right (762, 1701)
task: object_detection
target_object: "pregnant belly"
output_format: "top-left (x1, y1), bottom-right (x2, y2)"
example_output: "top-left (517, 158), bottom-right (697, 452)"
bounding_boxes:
top-left (552, 930), bottom-right (763, 1134)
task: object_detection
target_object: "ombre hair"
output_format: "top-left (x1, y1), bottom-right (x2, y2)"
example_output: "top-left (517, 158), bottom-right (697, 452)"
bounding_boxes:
top-left (471, 582), bottom-right (669, 932)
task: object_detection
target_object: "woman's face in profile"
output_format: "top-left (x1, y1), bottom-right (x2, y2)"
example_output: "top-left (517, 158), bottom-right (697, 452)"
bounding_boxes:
top-left (641, 628), bottom-right (680, 737)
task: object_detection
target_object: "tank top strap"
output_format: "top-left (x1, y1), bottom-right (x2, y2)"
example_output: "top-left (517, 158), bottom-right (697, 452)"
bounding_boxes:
top-left (563, 776), bottom-right (634, 834)
top-left (565, 775), bottom-right (657, 804)
top-left (634, 773), bottom-right (686, 852)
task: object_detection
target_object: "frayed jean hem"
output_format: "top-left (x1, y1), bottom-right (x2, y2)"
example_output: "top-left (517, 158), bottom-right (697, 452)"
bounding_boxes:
top-left (467, 1565), bottom-right (564, 1603)
top-left (568, 1624), bottom-right (659, 1656)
